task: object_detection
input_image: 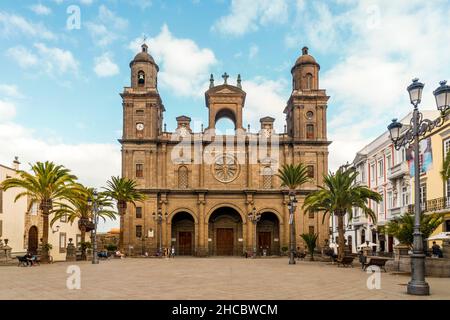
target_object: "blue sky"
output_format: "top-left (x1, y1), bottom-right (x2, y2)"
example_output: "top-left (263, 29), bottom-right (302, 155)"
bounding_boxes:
top-left (1, 0), bottom-right (450, 231)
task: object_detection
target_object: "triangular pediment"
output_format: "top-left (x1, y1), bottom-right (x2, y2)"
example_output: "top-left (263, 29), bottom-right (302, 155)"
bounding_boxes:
top-left (206, 84), bottom-right (245, 96)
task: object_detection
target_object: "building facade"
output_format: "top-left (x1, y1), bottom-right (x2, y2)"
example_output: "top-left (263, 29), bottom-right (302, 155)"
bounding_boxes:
top-left (120, 44), bottom-right (331, 256)
top-left (334, 111), bottom-right (440, 254)
top-left (409, 115), bottom-right (450, 244)
top-left (0, 158), bottom-right (81, 261)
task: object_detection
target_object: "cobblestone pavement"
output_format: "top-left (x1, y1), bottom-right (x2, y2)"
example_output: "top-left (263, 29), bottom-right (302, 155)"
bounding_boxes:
top-left (1, 257), bottom-right (449, 300)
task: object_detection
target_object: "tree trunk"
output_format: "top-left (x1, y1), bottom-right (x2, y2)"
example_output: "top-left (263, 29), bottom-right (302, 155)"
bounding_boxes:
top-left (118, 203), bottom-right (126, 251)
top-left (41, 213), bottom-right (50, 263)
top-left (337, 213), bottom-right (346, 260)
top-left (80, 227), bottom-right (86, 260)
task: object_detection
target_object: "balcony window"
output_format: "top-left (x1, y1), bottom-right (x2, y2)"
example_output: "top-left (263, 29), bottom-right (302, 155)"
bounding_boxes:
top-left (419, 184), bottom-right (427, 211)
top-left (370, 164), bottom-right (375, 182)
top-left (402, 187), bottom-right (409, 207)
top-left (387, 192), bottom-right (393, 209)
top-left (386, 155), bottom-right (392, 170)
top-left (378, 160), bottom-right (384, 178)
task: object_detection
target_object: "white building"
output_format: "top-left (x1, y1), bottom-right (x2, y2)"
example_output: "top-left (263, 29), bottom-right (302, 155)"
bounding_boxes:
top-left (0, 158), bottom-right (81, 261)
top-left (331, 110), bottom-right (439, 254)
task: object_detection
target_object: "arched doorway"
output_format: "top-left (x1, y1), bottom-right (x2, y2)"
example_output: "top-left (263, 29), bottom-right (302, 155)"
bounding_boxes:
top-left (257, 212), bottom-right (280, 256)
top-left (171, 212), bottom-right (195, 256)
top-left (28, 226), bottom-right (38, 254)
top-left (208, 207), bottom-right (243, 256)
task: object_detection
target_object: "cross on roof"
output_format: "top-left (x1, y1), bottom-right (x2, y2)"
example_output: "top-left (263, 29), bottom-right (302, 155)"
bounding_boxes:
top-left (222, 72), bottom-right (229, 84)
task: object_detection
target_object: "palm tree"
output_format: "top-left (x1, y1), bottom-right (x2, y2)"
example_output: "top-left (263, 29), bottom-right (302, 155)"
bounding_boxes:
top-left (300, 233), bottom-right (318, 261)
top-left (103, 176), bottom-right (146, 250)
top-left (0, 161), bottom-right (77, 262)
top-left (383, 213), bottom-right (444, 248)
top-left (277, 163), bottom-right (311, 264)
top-left (303, 167), bottom-right (382, 260)
top-left (51, 185), bottom-right (117, 260)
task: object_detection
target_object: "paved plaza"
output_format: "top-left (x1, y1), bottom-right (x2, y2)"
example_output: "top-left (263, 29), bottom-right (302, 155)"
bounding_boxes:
top-left (1, 257), bottom-right (450, 300)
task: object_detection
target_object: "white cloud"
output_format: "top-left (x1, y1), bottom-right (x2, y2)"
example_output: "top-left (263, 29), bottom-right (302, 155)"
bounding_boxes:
top-left (6, 44), bottom-right (79, 77)
top-left (34, 43), bottom-right (79, 75)
top-left (86, 5), bottom-right (128, 47)
top-left (0, 84), bottom-right (23, 99)
top-left (285, 0), bottom-right (450, 170)
top-left (94, 52), bottom-right (120, 77)
top-left (0, 100), bottom-right (16, 121)
top-left (242, 77), bottom-right (288, 132)
top-left (30, 4), bottom-right (52, 15)
top-left (5, 46), bottom-right (39, 68)
top-left (212, 0), bottom-right (288, 36)
top-left (0, 11), bottom-right (55, 40)
top-left (129, 24), bottom-right (217, 97)
top-left (248, 44), bottom-right (259, 59)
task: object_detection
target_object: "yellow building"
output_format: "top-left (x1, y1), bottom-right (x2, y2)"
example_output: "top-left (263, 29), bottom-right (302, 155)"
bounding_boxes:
top-left (410, 115), bottom-right (450, 245)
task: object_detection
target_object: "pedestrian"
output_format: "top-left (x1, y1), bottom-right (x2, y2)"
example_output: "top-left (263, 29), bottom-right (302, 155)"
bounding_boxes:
top-left (171, 246), bottom-right (175, 258)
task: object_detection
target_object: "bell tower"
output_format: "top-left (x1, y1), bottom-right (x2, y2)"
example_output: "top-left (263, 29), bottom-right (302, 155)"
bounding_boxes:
top-left (121, 43), bottom-right (164, 141)
top-left (285, 47), bottom-right (329, 141)
top-left (205, 73), bottom-right (246, 132)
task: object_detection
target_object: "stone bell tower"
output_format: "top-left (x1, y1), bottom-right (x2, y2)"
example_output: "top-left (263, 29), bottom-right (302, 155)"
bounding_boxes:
top-left (205, 73), bottom-right (246, 132)
top-left (121, 43), bottom-right (165, 141)
top-left (285, 47), bottom-right (329, 142)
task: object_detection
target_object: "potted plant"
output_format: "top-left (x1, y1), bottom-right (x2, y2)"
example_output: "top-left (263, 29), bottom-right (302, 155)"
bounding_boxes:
top-left (281, 246), bottom-right (288, 256)
top-left (300, 233), bottom-right (318, 261)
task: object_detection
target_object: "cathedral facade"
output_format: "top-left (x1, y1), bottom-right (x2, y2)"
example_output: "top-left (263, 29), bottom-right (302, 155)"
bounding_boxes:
top-left (120, 44), bottom-right (330, 256)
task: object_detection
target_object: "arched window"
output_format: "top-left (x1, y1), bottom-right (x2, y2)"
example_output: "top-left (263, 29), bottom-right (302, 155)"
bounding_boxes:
top-left (178, 166), bottom-right (188, 189)
top-left (306, 124), bottom-right (315, 139)
top-left (262, 166), bottom-right (273, 189)
top-left (138, 71), bottom-right (145, 86)
top-left (306, 73), bottom-right (313, 90)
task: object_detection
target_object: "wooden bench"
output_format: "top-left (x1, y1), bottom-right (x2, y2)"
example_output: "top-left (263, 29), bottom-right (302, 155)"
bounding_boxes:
top-left (337, 256), bottom-right (354, 268)
top-left (363, 257), bottom-right (388, 272)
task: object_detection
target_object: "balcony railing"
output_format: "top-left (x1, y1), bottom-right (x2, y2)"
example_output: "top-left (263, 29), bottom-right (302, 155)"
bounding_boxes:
top-left (408, 196), bottom-right (450, 214)
top-left (387, 162), bottom-right (408, 180)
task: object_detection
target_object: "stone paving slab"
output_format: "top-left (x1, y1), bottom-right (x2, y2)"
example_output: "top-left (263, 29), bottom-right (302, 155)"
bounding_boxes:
top-left (1, 257), bottom-right (449, 300)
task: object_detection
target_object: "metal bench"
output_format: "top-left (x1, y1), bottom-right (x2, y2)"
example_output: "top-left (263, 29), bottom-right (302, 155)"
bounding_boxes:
top-left (363, 257), bottom-right (388, 272)
top-left (337, 256), bottom-right (354, 268)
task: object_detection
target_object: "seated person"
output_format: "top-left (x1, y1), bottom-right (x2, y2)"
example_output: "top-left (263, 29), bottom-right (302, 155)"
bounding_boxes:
top-left (24, 251), bottom-right (37, 266)
top-left (115, 250), bottom-right (125, 258)
top-left (431, 241), bottom-right (443, 258)
top-left (97, 251), bottom-right (108, 259)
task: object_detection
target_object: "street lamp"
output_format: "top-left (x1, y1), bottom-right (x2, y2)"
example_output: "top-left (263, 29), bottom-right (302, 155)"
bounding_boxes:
top-left (87, 190), bottom-right (100, 265)
top-left (153, 209), bottom-right (164, 256)
top-left (248, 207), bottom-right (261, 258)
top-left (387, 78), bottom-right (450, 296)
top-left (288, 192), bottom-right (298, 265)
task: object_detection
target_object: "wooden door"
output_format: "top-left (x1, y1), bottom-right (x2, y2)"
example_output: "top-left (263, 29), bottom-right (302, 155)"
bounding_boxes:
top-left (258, 232), bottom-right (271, 255)
top-left (216, 228), bottom-right (234, 255)
top-left (178, 232), bottom-right (192, 255)
top-left (28, 226), bottom-right (38, 254)
top-left (388, 236), bottom-right (394, 253)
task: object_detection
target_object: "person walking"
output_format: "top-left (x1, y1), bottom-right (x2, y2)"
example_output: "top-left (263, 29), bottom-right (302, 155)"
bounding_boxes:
top-left (170, 246), bottom-right (175, 258)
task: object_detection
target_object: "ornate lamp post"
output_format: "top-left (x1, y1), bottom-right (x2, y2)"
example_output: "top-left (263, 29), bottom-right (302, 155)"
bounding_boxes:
top-left (288, 192), bottom-right (298, 265)
top-left (248, 207), bottom-right (261, 258)
top-left (87, 190), bottom-right (102, 265)
top-left (153, 209), bottom-right (164, 256)
top-left (387, 78), bottom-right (450, 296)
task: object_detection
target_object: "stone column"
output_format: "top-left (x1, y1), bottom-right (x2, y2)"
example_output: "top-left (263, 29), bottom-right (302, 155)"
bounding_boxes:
top-left (197, 195), bottom-right (207, 256)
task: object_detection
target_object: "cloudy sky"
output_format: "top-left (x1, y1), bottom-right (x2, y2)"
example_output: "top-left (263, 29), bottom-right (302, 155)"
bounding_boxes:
top-left (1, 0), bottom-right (449, 231)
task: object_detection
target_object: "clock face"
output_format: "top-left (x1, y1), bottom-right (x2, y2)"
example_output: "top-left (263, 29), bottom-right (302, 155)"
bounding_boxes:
top-left (136, 123), bottom-right (144, 131)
